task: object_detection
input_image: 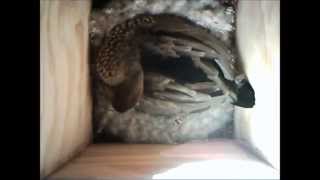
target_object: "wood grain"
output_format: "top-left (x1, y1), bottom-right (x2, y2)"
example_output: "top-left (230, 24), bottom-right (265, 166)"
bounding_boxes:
top-left (40, 0), bottom-right (92, 178)
top-left (48, 139), bottom-right (261, 179)
top-left (40, 0), bottom-right (279, 179)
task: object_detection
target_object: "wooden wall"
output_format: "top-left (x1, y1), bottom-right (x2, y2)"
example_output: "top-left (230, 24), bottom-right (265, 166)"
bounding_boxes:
top-left (40, 0), bottom-right (280, 178)
top-left (235, 0), bottom-right (280, 170)
top-left (40, 0), bottom-right (92, 178)
top-left (50, 140), bottom-right (279, 179)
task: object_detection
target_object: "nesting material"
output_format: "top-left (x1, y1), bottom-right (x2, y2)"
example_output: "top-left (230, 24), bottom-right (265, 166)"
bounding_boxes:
top-left (90, 0), bottom-right (253, 144)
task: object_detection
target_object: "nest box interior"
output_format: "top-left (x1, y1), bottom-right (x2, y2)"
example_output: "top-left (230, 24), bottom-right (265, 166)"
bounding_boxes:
top-left (40, 0), bottom-right (280, 179)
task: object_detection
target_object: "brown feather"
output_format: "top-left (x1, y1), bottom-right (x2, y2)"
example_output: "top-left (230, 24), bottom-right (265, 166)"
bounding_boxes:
top-left (112, 64), bottom-right (144, 113)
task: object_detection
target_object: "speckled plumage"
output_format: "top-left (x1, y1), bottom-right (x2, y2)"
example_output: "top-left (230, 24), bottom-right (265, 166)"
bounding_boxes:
top-left (95, 13), bottom-right (245, 113)
top-left (90, 0), bottom-right (254, 144)
top-left (96, 14), bottom-right (157, 112)
top-left (96, 14), bottom-right (156, 87)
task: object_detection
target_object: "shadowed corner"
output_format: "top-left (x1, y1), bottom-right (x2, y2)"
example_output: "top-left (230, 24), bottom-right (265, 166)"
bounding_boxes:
top-left (233, 79), bottom-right (255, 108)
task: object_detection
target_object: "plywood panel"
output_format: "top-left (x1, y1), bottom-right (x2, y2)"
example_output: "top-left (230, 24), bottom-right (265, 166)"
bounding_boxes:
top-left (40, 0), bottom-right (92, 178)
top-left (49, 139), bottom-right (276, 179)
top-left (235, 0), bottom-right (280, 170)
